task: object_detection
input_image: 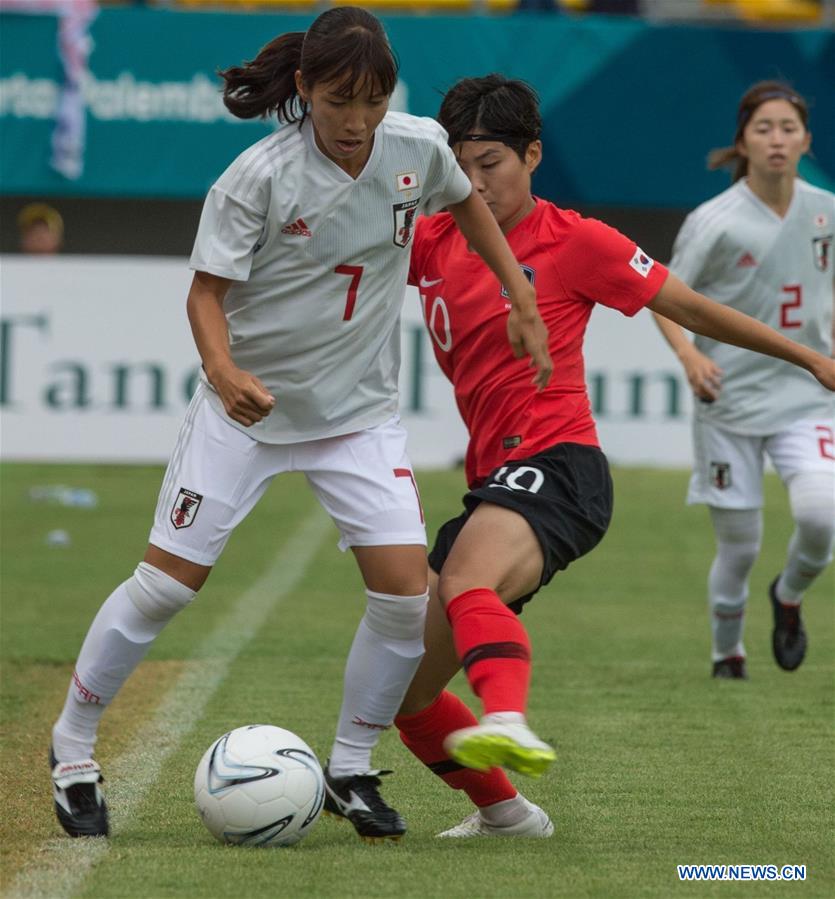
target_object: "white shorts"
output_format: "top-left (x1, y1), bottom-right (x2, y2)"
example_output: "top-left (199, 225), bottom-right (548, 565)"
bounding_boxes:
top-left (149, 385), bottom-right (426, 566)
top-left (687, 417), bottom-right (835, 509)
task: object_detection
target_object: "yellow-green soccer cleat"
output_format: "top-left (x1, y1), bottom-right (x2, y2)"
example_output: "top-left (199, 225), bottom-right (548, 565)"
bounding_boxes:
top-left (443, 720), bottom-right (556, 778)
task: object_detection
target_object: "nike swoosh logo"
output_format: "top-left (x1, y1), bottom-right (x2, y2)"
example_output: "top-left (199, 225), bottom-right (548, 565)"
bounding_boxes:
top-left (419, 276), bottom-right (443, 288)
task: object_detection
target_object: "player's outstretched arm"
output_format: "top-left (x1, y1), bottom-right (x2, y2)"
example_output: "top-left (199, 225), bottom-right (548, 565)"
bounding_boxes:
top-left (446, 191), bottom-right (553, 389)
top-left (186, 270), bottom-right (276, 426)
top-left (648, 273), bottom-right (835, 391)
top-left (650, 309), bottom-right (723, 402)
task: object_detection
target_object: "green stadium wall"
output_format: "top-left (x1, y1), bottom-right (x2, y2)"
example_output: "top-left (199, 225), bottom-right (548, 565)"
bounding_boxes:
top-left (1, 7), bottom-right (833, 207)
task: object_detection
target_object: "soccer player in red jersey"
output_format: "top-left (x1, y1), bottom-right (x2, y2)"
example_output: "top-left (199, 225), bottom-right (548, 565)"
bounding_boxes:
top-left (394, 75), bottom-right (835, 838)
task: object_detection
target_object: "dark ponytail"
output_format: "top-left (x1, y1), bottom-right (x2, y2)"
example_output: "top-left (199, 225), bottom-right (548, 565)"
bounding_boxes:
top-left (219, 7), bottom-right (398, 124)
top-left (221, 32), bottom-right (304, 122)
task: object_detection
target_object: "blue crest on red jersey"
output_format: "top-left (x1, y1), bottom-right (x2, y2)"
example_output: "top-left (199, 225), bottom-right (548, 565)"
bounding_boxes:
top-left (500, 264), bottom-right (536, 298)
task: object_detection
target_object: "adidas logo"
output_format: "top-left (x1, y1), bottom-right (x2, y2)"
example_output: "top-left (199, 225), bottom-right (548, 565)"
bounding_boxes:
top-left (736, 251), bottom-right (757, 268)
top-left (281, 218), bottom-right (311, 237)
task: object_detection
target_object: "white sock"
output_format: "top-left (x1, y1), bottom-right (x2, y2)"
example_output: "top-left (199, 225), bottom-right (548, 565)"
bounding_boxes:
top-left (479, 793), bottom-right (530, 827)
top-left (777, 472), bottom-right (835, 605)
top-left (52, 565), bottom-right (195, 762)
top-left (707, 508), bottom-right (762, 662)
top-left (482, 712), bottom-right (526, 727)
top-left (329, 590), bottom-right (427, 776)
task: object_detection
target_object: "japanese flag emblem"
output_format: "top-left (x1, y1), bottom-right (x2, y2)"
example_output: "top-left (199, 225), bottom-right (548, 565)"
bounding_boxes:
top-left (171, 488), bottom-right (202, 529)
top-left (397, 172), bottom-right (419, 191)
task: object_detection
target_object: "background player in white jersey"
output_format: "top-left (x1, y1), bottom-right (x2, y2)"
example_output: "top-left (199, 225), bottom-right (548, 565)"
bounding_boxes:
top-left (653, 82), bottom-right (834, 680)
top-left (48, 7), bottom-right (552, 844)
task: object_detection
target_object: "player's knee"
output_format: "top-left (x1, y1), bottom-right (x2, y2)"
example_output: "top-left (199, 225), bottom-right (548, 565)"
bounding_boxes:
top-left (789, 472), bottom-right (835, 561)
top-left (709, 507), bottom-right (763, 546)
top-left (364, 589), bottom-right (428, 643)
top-left (126, 561), bottom-right (197, 622)
top-left (715, 539), bottom-right (760, 577)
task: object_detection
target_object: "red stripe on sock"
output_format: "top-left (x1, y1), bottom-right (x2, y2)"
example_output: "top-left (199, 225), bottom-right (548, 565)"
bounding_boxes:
top-left (446, 587), bottom-right (531, 715)
top-left (395, 691), bottom-right (517, 807)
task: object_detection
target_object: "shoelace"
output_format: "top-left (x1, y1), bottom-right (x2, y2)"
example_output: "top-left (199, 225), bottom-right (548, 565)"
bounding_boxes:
top-left (451, 813), bottom-right (485, 834)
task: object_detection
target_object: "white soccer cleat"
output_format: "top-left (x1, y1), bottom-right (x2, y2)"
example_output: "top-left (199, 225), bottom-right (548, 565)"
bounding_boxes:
top-left (437, 802), bottom-right (554, 839)
top-left (443, 719), bottom-right (556, 777)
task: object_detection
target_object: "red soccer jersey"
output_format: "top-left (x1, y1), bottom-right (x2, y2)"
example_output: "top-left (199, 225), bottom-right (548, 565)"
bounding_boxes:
top-left (408, 198), bottom-right (669, 487)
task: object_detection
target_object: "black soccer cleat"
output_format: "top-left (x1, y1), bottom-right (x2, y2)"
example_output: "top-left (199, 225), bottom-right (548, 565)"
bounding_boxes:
top-left (50, 746), bottom-right (109, 838)
top-left (769, 576), bottom-right (807, 671)
top-left (712, 656), bottom-right (748, 679)
top-left (323, 764), bottom-right (406, 843)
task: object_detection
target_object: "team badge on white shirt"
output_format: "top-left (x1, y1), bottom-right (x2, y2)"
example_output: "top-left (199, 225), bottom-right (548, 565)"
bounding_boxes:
top-left (171, 488), bottom-right (202, 529)
top-left (393, 199), bottom-right (419, 248)
top-left (812, 234), bottom-right (832, 272)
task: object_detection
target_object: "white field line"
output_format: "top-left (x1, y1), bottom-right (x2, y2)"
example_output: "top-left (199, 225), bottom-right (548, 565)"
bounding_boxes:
top-left (7, 507), bottom-right (331, 899)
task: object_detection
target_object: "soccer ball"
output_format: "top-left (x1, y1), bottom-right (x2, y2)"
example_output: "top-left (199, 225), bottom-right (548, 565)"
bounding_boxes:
top-left (194, 724), bottom-right (325, 847)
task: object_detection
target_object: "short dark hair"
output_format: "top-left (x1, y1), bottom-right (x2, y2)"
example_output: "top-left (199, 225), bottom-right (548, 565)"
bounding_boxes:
top-left (438, 74), bottom-right (541, 160)
top-left (220, 6), bottom-right (398, 123)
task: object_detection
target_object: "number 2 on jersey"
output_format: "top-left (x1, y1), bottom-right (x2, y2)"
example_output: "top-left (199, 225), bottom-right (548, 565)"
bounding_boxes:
top-left (335, 265), bottom-right (364, 321)
top-left (779, 284), bottom-right (802, 329)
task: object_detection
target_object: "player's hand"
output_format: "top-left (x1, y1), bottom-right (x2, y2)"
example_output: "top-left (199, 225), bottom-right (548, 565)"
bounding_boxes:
top-left (811, 353), bottom-right (835, 392)
top-left (507, 305), bottom-right (553, 390)
top-left (681, 347), bottom-right (722, 403)
top-left (208, 363), bottom-right (276, 427)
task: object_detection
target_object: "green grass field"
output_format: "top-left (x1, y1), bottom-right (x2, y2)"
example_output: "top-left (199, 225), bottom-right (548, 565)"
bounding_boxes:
top-left (1, 462), bottom-right (833, 899)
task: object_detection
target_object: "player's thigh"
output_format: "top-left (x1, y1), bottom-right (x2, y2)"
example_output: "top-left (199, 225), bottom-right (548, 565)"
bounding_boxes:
top-left (149, 385), bottom-right (284, 568)
top-left (766, 417), bottom-right (835, 482)
top-left (302, 416), bottom-right (427, 594)
top-left (688, 420), bottom-right (766, 509)
top-left (437, 502), bottom-right (543, 605)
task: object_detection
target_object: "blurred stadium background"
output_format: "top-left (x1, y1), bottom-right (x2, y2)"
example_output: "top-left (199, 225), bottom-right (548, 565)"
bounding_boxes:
top-left (2, 6), bottom-right (834, 895)
top-left (1, 0), bottom-right (834, 469)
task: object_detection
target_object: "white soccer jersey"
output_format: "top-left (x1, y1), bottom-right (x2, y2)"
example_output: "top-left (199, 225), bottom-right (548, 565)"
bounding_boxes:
top-left (190, 111), bottom-right (471, 443)
top-left (670, 179), bottom-right (834, 434)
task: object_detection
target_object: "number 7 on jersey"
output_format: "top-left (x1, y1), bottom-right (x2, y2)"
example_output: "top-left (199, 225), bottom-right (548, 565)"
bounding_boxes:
top-left (335, 265), bottom-right (364, 321)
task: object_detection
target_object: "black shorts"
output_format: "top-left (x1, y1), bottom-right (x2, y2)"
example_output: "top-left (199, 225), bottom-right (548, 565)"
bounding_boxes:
top-left (428, 443), bottom-right (613, 615)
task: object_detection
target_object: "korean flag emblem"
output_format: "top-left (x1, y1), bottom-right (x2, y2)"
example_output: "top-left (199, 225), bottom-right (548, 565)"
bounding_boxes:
top-left (629, 247), bottom-right (655, 278)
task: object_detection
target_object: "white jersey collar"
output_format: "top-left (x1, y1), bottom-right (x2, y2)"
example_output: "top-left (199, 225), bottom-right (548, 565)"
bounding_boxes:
top-left (302, 116), bottom-right (383, 183)
top-left (739, 178), bottom-right (798, 224)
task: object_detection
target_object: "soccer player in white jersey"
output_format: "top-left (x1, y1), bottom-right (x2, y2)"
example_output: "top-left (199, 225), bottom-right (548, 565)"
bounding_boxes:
top-left (48, 7), bottom-right (552, 843)
top-left (653, 82), bottom-right (834, 680)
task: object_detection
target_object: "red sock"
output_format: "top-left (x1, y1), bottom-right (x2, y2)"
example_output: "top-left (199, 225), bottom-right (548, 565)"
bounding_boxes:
top-left (395, 692), bottom-right (517, 807)
top-left (446, 587), bottom-right (531, 715)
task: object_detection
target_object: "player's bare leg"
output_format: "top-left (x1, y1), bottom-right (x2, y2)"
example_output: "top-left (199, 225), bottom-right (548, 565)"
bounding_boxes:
top-left (433, 503), bottom-right (555, 776)
top-left (397, 562), bottom-right (553, 836)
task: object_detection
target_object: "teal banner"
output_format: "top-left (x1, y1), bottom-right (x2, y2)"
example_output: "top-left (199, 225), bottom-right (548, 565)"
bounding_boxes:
top-left (1, 8), bottom-right (833, 206)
